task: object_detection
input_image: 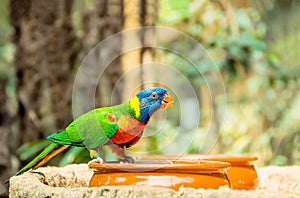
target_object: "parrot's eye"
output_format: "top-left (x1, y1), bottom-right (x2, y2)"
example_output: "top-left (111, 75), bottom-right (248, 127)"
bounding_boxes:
top-left (150, 93), bottom-right (158, 99)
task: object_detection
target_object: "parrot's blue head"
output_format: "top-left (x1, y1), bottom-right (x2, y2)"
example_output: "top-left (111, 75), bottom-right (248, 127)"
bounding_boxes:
top-left (130, 87), bottom-right (174, 123)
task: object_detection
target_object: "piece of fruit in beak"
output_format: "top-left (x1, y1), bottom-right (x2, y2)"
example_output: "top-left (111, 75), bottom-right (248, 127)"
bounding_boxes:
top-left (161, 94), bottom-right (174, 109)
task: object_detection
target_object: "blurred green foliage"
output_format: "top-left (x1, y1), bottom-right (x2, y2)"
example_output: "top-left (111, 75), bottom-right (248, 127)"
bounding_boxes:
top-left (157, 0), bottom-right (300, 165)
top-left (0, 0), bottom-right (16, 116)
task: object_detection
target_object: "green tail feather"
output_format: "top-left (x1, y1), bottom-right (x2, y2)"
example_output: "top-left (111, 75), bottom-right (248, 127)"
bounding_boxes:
top-left (14, 142), bottom-right (69, 176)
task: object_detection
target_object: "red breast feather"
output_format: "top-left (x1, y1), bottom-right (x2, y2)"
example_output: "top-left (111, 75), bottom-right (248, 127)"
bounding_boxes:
top-left (109, 116), bottom-right (146, 145)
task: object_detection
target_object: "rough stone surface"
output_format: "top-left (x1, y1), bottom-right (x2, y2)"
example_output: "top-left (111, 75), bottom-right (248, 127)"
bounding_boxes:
top-left (9, 164), bottom-right (300, 198)
top-left (257, 166), bottom-right (300, 195)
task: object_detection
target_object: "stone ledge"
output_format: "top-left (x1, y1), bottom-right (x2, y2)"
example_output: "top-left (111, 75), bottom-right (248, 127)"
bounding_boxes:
top-left (9, 164), bottom-right (300, 198)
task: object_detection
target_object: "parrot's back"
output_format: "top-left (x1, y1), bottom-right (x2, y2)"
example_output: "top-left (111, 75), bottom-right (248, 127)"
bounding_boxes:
top-left (48, 107), bottom-right (121, 149)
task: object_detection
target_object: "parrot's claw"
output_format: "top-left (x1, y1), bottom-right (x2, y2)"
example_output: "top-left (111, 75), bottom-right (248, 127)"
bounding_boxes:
top-left (88, 156), bottom-right (104, 166)
top-left (119, 155), bottom-right (135, 164)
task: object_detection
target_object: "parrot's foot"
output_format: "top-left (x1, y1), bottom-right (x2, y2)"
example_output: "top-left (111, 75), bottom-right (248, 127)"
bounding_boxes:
top-left (119, 155), bottom-right (135, 164)
top-left (88, 156), bottom-right (104, 166)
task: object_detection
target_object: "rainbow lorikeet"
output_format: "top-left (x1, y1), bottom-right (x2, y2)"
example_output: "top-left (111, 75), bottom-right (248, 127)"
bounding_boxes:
top-left (14, 87), bottom-right (174, 176)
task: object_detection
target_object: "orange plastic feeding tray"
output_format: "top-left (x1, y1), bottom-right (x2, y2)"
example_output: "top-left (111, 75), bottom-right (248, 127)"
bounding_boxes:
top-left (89, 160), bottom-right (231, 191)
top-left (200, 155), bottom-right (258, 190)
top-left (138, 154), bottom-right (258, 190)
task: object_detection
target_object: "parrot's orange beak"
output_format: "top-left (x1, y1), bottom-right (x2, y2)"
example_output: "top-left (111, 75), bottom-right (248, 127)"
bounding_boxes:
top-left (161, 94), bottom-right (174, 109)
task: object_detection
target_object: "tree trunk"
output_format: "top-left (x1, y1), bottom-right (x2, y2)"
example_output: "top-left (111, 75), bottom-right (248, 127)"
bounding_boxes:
top-left (97, 0), bottom-right (124, 105)
top-left (0, 77), bottom-right (12, 196)
top-left (10, 0), bottom-right (77, 145)
top-left (122, 0), bottom-right (158, 98)
top-left (77, 0), bottom-right (124, 110)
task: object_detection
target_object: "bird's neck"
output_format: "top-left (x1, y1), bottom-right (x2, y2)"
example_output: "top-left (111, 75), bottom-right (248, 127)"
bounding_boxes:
top-left (129, 96), bottom-right (150, 124)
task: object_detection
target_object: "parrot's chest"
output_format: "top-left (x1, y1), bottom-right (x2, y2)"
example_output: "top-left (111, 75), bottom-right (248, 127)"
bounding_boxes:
top-left (109, 116), bottom-right (146, 144)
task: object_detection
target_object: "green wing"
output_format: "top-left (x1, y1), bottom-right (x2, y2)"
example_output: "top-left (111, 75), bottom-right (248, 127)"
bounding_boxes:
top-left (47, 108), bottom-right (119, 149)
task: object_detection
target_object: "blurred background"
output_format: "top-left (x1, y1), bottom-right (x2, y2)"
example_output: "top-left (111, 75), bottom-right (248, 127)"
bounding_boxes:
top-left (1, 0), bottom-right (300, 195)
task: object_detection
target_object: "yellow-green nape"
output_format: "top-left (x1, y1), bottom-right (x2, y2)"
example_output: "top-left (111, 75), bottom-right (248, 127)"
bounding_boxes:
top-left (129, 96), bottom-right (141, 118)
